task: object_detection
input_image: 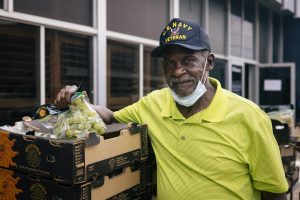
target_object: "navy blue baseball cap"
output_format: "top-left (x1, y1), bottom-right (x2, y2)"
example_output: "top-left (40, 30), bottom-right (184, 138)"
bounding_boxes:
top-left (151, 18), bottom-right (211, 57)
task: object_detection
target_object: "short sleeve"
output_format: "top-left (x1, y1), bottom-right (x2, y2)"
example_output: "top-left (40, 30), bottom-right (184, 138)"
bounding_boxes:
top-left (114, 101), bottom-right (142, 124)
top-left (248, 116), bottom-right (288, 193)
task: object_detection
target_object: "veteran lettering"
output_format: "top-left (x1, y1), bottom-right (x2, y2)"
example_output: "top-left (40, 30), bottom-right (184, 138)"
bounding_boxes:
top-left (165, 34), bottom-right (187, 43)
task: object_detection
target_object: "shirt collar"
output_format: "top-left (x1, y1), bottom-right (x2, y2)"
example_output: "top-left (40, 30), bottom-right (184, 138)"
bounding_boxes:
top-left (160, 77), bottom-right (228, 123)
top-left (201, 77), bottom-right (228, 122)
top-left (160, 89), bottom-right (185, 120)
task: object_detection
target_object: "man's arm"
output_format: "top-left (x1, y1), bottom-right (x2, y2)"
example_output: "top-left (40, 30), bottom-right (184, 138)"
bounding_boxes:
top-left (91, 105), bottom-right (115, 124)
top-left (261, 191), bottom-right (287, 200)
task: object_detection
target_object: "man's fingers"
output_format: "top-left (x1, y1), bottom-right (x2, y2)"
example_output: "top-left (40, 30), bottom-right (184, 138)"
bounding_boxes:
top-left (54, 85), bottom-right (77, 108)
top-left (65, 85), bottom-right (77, 103)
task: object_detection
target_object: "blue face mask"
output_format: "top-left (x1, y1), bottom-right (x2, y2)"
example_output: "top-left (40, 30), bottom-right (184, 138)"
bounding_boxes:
top-left (171, 57), bottom-right (208, 107)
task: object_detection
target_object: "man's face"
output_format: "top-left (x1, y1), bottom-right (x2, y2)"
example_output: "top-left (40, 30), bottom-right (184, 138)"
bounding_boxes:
top-left (162, 46), bottom-right (208, 97)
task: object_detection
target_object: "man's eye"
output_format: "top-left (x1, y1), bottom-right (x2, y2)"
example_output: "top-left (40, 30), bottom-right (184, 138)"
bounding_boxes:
top-left (163, 61), bottom-right (173, 68)
top-left (183, 59), bottom-right (194, 66)
top-left (183, 59), bottom-right (190, 64)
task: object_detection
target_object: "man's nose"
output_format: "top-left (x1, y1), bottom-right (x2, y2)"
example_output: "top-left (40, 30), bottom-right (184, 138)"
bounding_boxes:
top-left (172, 62), bottom-right (187, 76)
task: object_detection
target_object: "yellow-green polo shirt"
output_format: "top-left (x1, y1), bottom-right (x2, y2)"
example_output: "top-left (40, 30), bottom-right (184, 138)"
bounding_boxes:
top-left (114, 78), bottom-right (288, 200)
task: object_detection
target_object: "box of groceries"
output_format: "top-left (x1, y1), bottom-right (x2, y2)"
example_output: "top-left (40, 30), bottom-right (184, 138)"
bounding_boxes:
top-left (0, 160), bottom-right (153, 200)
top-left (0, 122), bottom-right (148, 184)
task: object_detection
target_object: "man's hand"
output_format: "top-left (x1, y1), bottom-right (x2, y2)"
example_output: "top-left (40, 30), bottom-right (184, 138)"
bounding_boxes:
top-left (54, 85), bottom-right (115, 124)
top-left (261, 191), bottom-right (287, 200)
top-left (54, 85), bottom-right (78, 109)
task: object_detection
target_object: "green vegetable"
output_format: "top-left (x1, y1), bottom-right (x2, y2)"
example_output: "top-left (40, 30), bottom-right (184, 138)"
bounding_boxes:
top-left (53, 92), bottom-right (106, 139)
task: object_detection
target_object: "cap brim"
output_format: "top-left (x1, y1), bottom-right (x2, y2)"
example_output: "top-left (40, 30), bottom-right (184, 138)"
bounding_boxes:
top-left (151, 43), bottom-right (208, 57)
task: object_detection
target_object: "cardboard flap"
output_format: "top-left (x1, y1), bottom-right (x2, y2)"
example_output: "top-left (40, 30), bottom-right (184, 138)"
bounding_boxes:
top-left (85, 132), bottom-right (100, 146)
top-left (105, 123), bottom-right (128, 133)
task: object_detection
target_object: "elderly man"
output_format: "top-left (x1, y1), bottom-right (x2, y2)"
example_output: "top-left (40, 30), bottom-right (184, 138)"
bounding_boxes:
top-left (55, 18), bottom-right (288, 200)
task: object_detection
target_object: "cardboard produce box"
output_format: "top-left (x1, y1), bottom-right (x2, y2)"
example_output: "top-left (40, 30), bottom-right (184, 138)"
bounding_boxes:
top-left (0, 162), bottom-right (152, 200)
top-left (280, 144), bottom-right (295, 157)
top-left (0, 123), bottom-right (149, 184)
top-left (280, 144), bottom-right (295, 163)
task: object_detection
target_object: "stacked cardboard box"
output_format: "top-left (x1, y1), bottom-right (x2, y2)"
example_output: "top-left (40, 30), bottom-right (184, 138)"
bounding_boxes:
top-left (266, 109), bottom-right (299, 193)
top-left (0, 123), bottom-right (153, 199)
top-left (266, 106), bottom-right (299, 198)
top-left (274, 119), bottom-right (300, 199)
top-left (280, 144), bottom-right (299, 191)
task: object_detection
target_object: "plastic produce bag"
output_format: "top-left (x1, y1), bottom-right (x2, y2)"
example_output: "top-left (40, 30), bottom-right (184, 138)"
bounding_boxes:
top-left (39, 91), bottom-right (106, 139)
top-left (31, 104), bottom-right (65, 120)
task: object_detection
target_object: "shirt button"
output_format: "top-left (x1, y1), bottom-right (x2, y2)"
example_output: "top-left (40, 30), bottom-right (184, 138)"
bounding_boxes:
top-left (181, 136), bottom-right (186, 140)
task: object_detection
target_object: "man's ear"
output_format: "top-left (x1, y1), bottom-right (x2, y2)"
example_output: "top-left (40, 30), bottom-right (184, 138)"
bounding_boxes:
top-left (207, 53), bottom-right (215, 71)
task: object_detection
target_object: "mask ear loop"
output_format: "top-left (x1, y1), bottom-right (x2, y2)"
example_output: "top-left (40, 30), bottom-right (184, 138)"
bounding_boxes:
top-left (200, 56), bottom-right (208, 84)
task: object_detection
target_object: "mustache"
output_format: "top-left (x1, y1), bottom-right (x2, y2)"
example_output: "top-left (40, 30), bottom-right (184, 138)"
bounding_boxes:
top-left (169, 77), bottom-right (197, 87)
